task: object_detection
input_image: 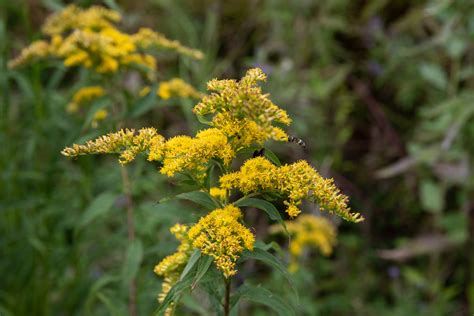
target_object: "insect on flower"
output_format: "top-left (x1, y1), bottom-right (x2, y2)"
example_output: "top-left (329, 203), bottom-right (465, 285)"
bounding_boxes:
top-left (252, 148), bottom-right (265, 158)
top-left (288, 135), bottom-right (306, 148)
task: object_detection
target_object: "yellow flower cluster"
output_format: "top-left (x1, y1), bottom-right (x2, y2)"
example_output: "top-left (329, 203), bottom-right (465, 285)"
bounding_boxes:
top-left (9, 5), bottom-right (203, 74)
top-left (41, 5), bottom-right (120, 35)
top-left (62, 127), bottom-right (234, 177)
top-left (193, 68), bottom-right (291, 149)
top-left (220, 157), bottom-right (364, 222)
top-left (8, 40), bottom-right (50, 68)
top-left (157, 78), bottom-right (205, 100)
top-left (154, 128), bottom-right (235, 177)
top-left (154, 224), bottom-right (193, 315)
top-left (61, 127), bottom-right (165, 164)
top-left (132, 28), bottom-right (204, 60)
top-left (271, 214), bottom-right (337, 272)
top-left (209, 187), bottom-right (227, 201)
top-left (188, 205), bottom-right (255, 278)
top-left (67, 86), bottom-right (105, 113)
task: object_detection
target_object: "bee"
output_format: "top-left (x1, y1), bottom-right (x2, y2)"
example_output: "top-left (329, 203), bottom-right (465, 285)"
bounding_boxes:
top-left (288, 135), bottom-right (306, 148)
top-left (252, 148), bottom-right (266, 158)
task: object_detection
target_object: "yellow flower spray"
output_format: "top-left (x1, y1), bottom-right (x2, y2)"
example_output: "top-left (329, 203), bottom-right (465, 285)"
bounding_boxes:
top-left (10, 4), bottom-right (203, 127)
top-left (61, 67), bottom-right (363, 314)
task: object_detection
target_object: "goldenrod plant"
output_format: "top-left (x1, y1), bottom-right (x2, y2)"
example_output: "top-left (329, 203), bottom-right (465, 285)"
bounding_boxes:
top-left (63, 68), bottom-right (363, 315)
top-left (9, 4), bottom-right (203, 127)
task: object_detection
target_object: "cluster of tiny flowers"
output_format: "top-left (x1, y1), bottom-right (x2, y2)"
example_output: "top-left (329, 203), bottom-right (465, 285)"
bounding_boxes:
top-left (61, 68), bottom-right (364, 288)
top-left (154, 128), bottom-right (235, 178)
top-left (67, 86), bottom-right (105, 113)
top-left (9, 5), bottom-right (202, 74)
top-left (61, 127), bottom-right (165, 164)
top-left (209, 187), bottom-right (227, 201)
top-left (220, 157), bottom-right (364, 221)
top-left (62, 127), bottom-right (235, 177)
top-left (271, 214), bottom-right (337, 272)
top-left (157, 78), bottom-right (205, 100)
top-left (193, 68), bottom-right (291, 149)
top-left (188, 205), bottom-right (255, 278)
top-left (154, 224), bottom-right (193, 315)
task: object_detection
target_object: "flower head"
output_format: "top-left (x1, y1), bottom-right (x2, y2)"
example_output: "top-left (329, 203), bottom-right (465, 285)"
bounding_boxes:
top-left (220, 157), bottom-right (364, 222)
top-left (61, 127), bottom-right (165, 164)
top-left (67, 86), bottom-right (105, 113)
top-left (188, 205), bottom-right (255, 278)
top-left (157, 128), bottom-right (235, 178)
top-left (193, 68), bottom-right (291, 149)
top-left (9, 5), bottom-right (203, 75)
top-left (157, 78), bottom-right (204, 100)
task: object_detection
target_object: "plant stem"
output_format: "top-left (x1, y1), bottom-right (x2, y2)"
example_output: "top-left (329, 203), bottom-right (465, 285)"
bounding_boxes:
top-left (121, 166), bottom-right (137, 316)
top-left (224, 278), bottom-right (231, 316)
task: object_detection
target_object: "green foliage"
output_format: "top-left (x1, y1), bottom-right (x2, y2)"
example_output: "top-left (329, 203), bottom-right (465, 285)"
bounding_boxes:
top-left (1, 0), bottom-right (473, 315)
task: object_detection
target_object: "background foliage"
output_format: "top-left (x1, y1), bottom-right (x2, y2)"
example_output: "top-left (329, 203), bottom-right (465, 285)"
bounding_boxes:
top-left (1, 0), bottom-right (473, 315)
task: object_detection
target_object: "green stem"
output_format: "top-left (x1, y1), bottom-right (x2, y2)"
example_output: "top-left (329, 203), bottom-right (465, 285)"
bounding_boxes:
top-left (233, 192), bottom-right (260, 205)
top-left (121, 166), bottom-right (137, 316)
top-left (224, 277), bottom-right (231, 316)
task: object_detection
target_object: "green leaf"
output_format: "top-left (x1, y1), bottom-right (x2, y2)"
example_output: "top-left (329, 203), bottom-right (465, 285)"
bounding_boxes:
top-left (240, 247), bottom-right (298, 301)
top-left (96, 292), bottom-right (125, 316)
top-left (419, 63), bottom-right (447, 90)
top-left (155, 271), bottom-right (195, 315)
top-left (85, 275), bottom-right (120, 314)
top-left (230, 284), bottom-right (295, 316)
top-left (122, 239), bottom-right (143, 284)
top-left (180, 293), bottom-right (209, 316)
top-left (192, 255), bottom-right (213, 289)
top-left (180, 250), bottom-right (201, 281)
top-left (419, 180), bottom-right (444, 213)
top-left (234, 198), bottom-right (287, 233)
top-left (176, 191), bottom-right (220, 210)
top-left (263, 148), bottom-right (282, 166)
top-left (196, 114), bottom-right (212, 125)
top-left (77, 192), bottom-right (116, 231)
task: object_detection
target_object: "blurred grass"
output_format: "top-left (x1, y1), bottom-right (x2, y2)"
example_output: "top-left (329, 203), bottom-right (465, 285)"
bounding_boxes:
top-left (1, 0), bottom-right (473, 315)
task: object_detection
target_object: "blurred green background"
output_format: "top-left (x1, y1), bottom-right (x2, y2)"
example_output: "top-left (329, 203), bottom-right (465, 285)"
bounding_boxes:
top-left (1, 0), bottom-right (473, 315)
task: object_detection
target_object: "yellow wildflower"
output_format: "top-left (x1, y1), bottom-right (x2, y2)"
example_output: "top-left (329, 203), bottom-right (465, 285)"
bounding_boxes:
top-left (61, 127), bottom-right (165, 164)
top-left (41, 5), bottom-right (121, 35)
top-left (193, 68), bottom-right (291, 149)
top-left (220, 157), bottom-right (364, 222)
top-left (188, 205), bottom-right (255, 278)
top-left (8, 40), bottom-right (51, 68)
top-left (271, 214), bottom-right (337, 272)
top-left (154, 224), bottom-right (193, 314)
top-left (210, 187), bottom-right (227, 201)
top-left (67, 86), bottom-right (105, 113)
top-left (157, 128), bottom-right (235, 177)
top-left (10, 5), bottom-right (202, 76)
top-left (157, 78), bottom-right (204, 100)
top-left (132, 28), bottom-right (204, 60)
